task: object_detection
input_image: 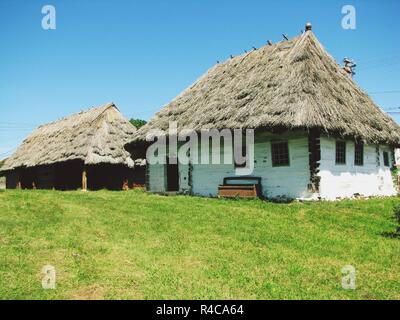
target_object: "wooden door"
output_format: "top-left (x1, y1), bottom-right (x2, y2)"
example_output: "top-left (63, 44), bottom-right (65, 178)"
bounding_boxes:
top-left (166, 157), bottom-right (179, 191)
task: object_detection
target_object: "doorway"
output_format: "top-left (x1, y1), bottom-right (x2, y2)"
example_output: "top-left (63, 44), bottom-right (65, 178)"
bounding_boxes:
top-left (166, 157), bottom-right (179, 191)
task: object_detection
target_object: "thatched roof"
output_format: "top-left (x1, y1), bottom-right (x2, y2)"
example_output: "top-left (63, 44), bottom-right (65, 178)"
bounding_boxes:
top-left (128, 28), bottom-right (400, 146)
top-left (0, 158), bottom-right (5, 170)
top-left (1, 103), bottom-right (136, 171)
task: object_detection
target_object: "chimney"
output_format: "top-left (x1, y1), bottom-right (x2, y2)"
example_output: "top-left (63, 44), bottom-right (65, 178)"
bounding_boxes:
top-left (343, 57), bottom-right (356, 77)
top-left (305, 22), bottom-right (312, 32)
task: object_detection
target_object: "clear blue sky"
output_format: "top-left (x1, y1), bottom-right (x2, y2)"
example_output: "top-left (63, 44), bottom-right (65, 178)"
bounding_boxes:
top-left (0, 0), bottom-right (399, 158)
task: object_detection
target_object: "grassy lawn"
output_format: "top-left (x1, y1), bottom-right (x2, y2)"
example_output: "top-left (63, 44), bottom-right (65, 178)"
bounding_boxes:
top-left (0, 189), bottom-right (399, 300)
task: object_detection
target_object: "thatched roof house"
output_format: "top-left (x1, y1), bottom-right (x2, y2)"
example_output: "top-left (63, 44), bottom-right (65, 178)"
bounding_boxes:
top-left (2, 103), bottom-right (145, 190)
top-left (126, 24), bottom-right (400, 200)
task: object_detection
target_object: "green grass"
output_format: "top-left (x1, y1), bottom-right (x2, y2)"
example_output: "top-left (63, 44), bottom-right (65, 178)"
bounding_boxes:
top-left (0, 189), bottom-right (399, 300)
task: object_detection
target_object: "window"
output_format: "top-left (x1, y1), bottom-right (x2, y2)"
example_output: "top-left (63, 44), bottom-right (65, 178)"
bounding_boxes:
top-left (383, 151), bottom-right (389, 167)
top-left (354, 142), bottom-right (364, 166)
top-left (335, 140), bottom-right (346, 164)
top-left (271, 141), bottom-right (289, 167)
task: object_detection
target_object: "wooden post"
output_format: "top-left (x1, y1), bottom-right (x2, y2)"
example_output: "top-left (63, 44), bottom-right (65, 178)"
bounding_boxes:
top-left (16, 169), bottom-right (22, 190)
top-left (122, 179), bottom-right (129, 191)
top-left (82, 167), bottom-right (87, 191)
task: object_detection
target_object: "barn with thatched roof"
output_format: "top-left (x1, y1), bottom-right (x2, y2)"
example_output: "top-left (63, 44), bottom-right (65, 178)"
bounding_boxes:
top-left (126, 24), bottom-right (400, 200)
top-left (1, 103), bottom-right (145, 190)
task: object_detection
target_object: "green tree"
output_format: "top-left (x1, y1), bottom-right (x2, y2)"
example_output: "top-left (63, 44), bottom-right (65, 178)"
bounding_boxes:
top-left (129, 118), bottom-right (147, 129)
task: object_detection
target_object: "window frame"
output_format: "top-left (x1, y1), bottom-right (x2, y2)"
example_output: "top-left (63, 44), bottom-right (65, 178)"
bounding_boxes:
top-left (354, 142), bottom-right (364, 166)
top-left (335, 140), bottom-right (346, 165)
top-left (271, 141), bottom-right (290, 167)
top-left (383, 151), bottom-right (390, 167)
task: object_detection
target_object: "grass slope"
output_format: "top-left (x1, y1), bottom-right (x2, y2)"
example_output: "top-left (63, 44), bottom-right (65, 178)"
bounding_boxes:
top-left (0, 189), bottom-right (399, 300)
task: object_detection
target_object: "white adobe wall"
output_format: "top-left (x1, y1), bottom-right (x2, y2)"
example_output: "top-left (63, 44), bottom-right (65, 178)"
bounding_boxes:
top-left (147, 132), bottom-right (397, 200)
top-left (191, 132), bottom-right (312, 199)
top-left (253, 134), bottom-right (311, 199)
top-left (147, 142), bottom-right (167, 193)
top-left (395, 148), bottom-right (400, 166)
top-left (318, 136), bottom-right (396, 200)
top-left (147, 144), bottom-right (190, 193)
top-left (178, 163), bottom-right (190, 194)
top-left (147, 131), bottom-right (312, 198)
top-left (183, 137), bottom-right (234, 196)
top-left (148, 163), bottom-right (166, 192)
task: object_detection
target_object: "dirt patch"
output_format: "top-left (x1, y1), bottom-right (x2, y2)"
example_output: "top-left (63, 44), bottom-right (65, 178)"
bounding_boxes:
top-left (71, 285), bottom-right (105, 300)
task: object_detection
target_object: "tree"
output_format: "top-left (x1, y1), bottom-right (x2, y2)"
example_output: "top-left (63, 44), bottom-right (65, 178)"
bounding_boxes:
top-left (129, 118), bottom-right (147, 129)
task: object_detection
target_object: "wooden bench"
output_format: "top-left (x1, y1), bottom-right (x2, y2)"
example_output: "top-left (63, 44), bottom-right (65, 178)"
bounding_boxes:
top-left (218, 177), bottom-right (262, 199)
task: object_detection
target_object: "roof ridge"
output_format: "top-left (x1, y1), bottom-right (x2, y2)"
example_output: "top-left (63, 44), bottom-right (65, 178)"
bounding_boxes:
top-left (84, 108), bottom-right (110, 163)
top-left (36, 102), bottom-right (115, 130)
top-left (220, 33), bottom-right (303, 67)
top-left (127, 26), bottom-right (400, 145)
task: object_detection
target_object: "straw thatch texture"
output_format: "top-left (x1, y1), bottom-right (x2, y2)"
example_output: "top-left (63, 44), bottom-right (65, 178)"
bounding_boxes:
top-left (1, 103), bottom-right (136, 171)
top-left (129, 31), bottom-right (400, 146)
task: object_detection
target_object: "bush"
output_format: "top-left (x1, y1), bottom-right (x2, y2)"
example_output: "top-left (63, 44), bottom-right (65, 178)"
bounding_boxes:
top-left (393, 203), bottom-right (400, 233)
top-left (391, 166), bottom-right (399, 192)
top-left (129, 118), bottom-right (147, 129)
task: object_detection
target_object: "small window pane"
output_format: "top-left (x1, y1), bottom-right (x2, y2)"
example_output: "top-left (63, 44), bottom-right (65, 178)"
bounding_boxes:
top-left (354, 142), bottom-right (363, 166)
top-left (383, 151), bottom-right (389, 167)
top-left (336, 140), bottom-right (346, 164)
top-left (271, 142), bottom-right (289, 167)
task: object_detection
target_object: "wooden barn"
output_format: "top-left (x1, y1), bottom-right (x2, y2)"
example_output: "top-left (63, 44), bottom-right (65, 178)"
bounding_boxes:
top-left (0, 103), bottom-right (145, 191)
top-left (126, 24), bottom-right (400, 200)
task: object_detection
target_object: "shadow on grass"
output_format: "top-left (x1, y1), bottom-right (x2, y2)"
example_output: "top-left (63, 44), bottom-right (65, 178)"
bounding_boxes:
top-left (218, 196), bottom-right (296, 204)
top-left (381, 231), bottom-right (400, 239)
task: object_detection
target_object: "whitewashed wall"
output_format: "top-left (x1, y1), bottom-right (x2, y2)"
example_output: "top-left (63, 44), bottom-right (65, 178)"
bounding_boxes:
top-left (147, 132), bottom-right (397, 200)
top-left (318, 136), bottom-right (396, 200)
top-left (178, 163), bottom-right (190, 194)
top-left (147, 131), bottom-right (311, 198)
top-left (147, 144), bottom-right (189, 193)
top-left (148, 163), bottom-right (166, 192)
top-left (147, 141), bottom-right (167, 193)
top-left (191, 131), bottom-right (311, 199)
top-left (395, 148), bottom-right (400, 166)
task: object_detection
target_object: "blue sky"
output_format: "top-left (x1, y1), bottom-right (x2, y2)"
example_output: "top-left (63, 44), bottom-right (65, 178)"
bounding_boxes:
top-left (0, 0), bottom-right (399, 158)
